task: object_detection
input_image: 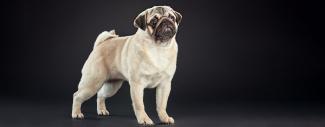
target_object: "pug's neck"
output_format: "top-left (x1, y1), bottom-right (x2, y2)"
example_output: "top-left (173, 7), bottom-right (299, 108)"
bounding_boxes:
top-left (134, 29), bottom-right (175, 48)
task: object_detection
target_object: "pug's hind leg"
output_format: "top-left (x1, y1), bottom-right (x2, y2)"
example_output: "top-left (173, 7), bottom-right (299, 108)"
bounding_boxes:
top-left (97, 80), bottom-right (123, 116)
top-left (72, 74), bottom-right (106, 119)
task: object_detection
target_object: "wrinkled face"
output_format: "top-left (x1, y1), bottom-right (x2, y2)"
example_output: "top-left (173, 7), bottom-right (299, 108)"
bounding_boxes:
top-left (134, 6), bottom-right (182, 43)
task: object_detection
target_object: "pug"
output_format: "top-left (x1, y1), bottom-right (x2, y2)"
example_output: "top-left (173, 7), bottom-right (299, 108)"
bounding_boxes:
top-left (71, 6), bottom-right (182, 125)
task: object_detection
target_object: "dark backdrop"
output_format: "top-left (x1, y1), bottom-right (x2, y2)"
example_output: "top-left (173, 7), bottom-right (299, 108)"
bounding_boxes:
top-left (1, 0), bottom-right (323, 105)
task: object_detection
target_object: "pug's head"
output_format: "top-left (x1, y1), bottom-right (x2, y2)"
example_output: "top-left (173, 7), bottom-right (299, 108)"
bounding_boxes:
top-left (134, 6), bottom-right (182, 43)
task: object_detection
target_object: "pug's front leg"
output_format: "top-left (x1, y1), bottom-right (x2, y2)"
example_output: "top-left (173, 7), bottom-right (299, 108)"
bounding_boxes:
top-left (156, 81), bottom-right (174, 124)
top-left (130, 82), bottom-right (154, 125)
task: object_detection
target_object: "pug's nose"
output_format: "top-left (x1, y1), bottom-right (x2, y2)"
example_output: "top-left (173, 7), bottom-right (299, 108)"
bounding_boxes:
top-left (163, 27), bottom-right (172, 35)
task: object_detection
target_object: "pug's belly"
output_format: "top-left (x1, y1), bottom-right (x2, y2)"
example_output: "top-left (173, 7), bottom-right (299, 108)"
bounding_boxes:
top-left (108, 69), bottom-right (126, 81)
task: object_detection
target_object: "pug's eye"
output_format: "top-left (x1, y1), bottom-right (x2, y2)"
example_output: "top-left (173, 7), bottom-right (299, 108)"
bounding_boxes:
top-left (150, 17), bottom-right (158, 26)
top-left (168, 14), bottom-right (175, 21)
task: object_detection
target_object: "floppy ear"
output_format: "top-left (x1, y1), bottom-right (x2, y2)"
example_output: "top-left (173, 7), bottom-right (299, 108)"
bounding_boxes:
top-left (173, 10), bottom-right (182, 25)
top-left (133, 11), bottom-right (147, 30)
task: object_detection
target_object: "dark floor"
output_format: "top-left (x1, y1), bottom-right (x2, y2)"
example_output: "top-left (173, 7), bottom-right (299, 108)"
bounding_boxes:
top-left (1, 100), bottom-right (325, 127)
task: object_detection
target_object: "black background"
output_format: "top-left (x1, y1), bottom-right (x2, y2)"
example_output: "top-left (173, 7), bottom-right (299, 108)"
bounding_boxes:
top-left (0, 0), bottom-right (324, 127)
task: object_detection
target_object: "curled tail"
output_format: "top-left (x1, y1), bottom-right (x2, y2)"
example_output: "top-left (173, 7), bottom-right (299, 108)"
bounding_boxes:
top-left (94, 30), bottom-right (119, 49)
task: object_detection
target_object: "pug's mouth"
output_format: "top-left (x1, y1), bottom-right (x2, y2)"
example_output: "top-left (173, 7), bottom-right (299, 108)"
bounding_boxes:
top-left (152, 19), bottom-right (176, 42)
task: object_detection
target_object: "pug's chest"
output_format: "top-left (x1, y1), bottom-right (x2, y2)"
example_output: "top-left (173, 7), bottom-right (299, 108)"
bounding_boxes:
top-left (140, 71), bottom-right (170, 88)
top-left (136, 51), bottom-right (176, 88)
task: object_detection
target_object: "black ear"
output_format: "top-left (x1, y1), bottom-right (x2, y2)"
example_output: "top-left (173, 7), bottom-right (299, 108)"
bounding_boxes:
top-left (173, 10), bottom-right (182, 25)
top-left (133, 11), bottom-right (147, 30)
